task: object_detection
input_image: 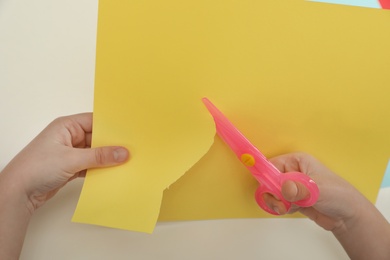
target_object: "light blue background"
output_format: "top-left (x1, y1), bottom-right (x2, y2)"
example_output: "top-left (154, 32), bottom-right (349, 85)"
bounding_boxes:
top-left (381, 160), bottom-right (390, 188)
top-left (310, 0), bottom-right (381, 8)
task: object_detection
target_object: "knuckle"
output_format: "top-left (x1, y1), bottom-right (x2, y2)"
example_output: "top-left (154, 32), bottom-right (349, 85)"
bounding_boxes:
top-left (52, 115), bottom-right (69, 126)
top-left (94, 148), bottom-right (106, 165)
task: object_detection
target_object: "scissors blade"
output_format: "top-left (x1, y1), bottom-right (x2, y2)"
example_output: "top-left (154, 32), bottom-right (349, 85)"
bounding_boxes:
top-left (202, 98), bottom-right (320, 214)
top-left (202, 98), bottom-right (278, 176)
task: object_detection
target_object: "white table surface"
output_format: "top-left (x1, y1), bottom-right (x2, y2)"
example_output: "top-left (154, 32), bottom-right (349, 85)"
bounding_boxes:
top-left (1, 1), bottom-right (388, 259)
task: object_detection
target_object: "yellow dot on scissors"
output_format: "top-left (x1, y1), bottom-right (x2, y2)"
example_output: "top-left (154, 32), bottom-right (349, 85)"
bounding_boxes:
top-left (241, 153), bottom-right (256, 167)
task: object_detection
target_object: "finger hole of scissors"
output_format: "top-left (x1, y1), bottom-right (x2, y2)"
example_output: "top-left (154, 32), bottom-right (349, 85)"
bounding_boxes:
top-left (261, 193), bottom-right (288, 215)
top-left (281, 172), bottom-right (320, 207)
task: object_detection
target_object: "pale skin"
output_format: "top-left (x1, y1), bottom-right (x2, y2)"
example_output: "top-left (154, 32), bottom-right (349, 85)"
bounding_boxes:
top-left (265, 153), bottom-right (390, 260)
top-left (1, 114), bottom-right (389, 259)
top-left (0, 113), bottom-right (129, 259)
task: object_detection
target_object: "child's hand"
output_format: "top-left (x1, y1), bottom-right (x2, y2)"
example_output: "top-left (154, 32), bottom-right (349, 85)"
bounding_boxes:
top-left (0, 113), bottom-right (129, 259)
top-left (263, 152), bottom-right (362, 232)
top-left (264, 153), bottom-right (390, 259)
top-left (0, 113), bottom-right (129, 213)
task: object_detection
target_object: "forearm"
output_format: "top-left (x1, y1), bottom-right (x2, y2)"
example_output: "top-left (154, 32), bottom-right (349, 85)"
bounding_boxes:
top-left (0, 169), bottom-right (32, 260)
top-left (333, 197), bottom-right (390, 260)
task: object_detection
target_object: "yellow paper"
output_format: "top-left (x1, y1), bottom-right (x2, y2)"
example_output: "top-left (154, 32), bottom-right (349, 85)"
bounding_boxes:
top-left (73, 0), bottom-right (390, 232)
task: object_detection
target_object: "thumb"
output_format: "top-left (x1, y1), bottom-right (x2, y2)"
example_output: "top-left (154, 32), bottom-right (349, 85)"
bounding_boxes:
top-left (282, 179), bottom-right (310, 203)
top-left (68, 146), bottom-right (130, 173)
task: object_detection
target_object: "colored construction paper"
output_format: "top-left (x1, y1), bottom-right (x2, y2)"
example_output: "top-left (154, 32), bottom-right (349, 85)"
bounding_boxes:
top-left (73, 0), bottom-right (390, 233)
top-left (309, 0), bottom-right (390, 9)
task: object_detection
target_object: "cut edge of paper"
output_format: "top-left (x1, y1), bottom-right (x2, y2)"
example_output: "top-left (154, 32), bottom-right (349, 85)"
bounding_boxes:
top-left (74, 1), bottom-right (388, 232)
top-left (165, 134), bottom-right (216, 192)
top-left (72, 105), bottom-right (216, 234)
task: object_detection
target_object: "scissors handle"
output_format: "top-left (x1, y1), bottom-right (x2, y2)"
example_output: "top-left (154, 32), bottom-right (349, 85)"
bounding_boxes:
top-left (254, 172), bottom-right (320, 215)
top-left (201, 97), bottom-right (320, 215)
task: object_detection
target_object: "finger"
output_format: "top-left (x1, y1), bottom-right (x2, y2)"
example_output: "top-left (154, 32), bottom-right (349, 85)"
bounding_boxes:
top-left (73, 133), bottom-right (92, 148)
top-left (68, 170), bottom-right (86, 181)
top-left (66, 146), bottom-right (130, 173)
top-left (282, 179), bottom-right (310, 203)
top-left (67, 113), bottom-right (93, 133)
top-left (85, 133), bottom-right (92, 147)
top-left (269, 154), bottom-right (300, 173)
top-left (54, 113), bottom-right (93, 147)
top-left (263, 193), bottom-right (288, 215)
top-left (78, 170), bottom-right (87, 178)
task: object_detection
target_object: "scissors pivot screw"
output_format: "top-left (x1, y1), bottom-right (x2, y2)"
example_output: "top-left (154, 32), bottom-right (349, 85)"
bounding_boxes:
top-left (202, 97), bottom-right (320, 215)
top-left (240, 153), bottom-right (256, 167)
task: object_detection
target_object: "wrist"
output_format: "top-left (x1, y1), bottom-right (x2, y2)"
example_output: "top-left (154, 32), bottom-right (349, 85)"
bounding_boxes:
top-left (331, 191), bottom-right (371, 235)
top-left (0, 167), bottom-right (35, 216)
top-left (331, 194), bottom-right (390, 259)
top-left (0, 169), bottom-right (34, 259)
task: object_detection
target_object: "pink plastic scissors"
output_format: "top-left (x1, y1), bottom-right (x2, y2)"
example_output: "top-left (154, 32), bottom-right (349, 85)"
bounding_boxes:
top-left (202, 98), bottom-right (319, 215)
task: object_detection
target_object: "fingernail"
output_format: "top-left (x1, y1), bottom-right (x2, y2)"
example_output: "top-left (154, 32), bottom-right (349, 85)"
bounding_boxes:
top-left (113, 148), bottom-right (129, 162)
top-left (273, 206), bottom-right (280, 215)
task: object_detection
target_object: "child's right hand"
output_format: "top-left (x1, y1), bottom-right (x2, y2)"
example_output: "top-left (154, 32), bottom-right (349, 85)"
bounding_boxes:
top-left (264, 152), bottom-right (364, 232)
top-left (264, 152), bottom-right (390, 260)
